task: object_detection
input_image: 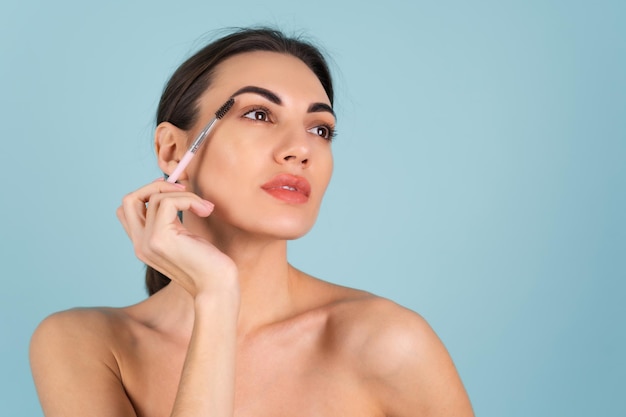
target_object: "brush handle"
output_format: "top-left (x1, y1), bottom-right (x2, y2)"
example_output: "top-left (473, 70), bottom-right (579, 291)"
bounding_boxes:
top-left (166, 150), bottom-right (195, 183)
top-left (163, 98), bottom-right (234, 184)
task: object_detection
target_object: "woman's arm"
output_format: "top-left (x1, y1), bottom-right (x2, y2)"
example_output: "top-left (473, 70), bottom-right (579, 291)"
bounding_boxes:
top-left (30, 294), bottom-right (240, 417)
top-left (171, 292), bottom-right (239, 417)
top-left (119, 179), bottom-right (241, 417)
top-left (31, 180), bottom-right (241, 417)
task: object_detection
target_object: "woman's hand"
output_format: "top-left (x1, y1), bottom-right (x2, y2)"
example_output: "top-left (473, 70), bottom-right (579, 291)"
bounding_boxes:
top-left (116, 179), bottom-right (240, 417)
top-left (116, 179), bottom-right (238, 298)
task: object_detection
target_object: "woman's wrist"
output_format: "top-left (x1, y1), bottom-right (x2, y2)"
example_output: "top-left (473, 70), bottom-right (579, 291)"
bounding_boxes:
top-left (193, 280), bottom-right (241, 316)
top-left (192, 262), bottom-right (239, 299)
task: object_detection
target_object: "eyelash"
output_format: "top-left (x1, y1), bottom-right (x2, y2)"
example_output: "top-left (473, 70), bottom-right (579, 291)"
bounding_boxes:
top-left (242, 106), bottom-right (272, 122)
top-left (242, 106), bottom-right (337, 141)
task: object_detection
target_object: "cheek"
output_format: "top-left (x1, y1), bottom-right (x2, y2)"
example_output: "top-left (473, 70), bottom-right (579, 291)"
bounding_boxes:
top-left (191, 139), bottom-right (261, 199)
top-left (325, 154), bottom-right (334, 183)
top-left (316, 150), bottom-right (334, 194)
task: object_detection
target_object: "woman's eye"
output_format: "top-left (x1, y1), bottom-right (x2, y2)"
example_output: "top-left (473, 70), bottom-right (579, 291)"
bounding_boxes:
top-left (307, 125), bottom-right (335, 140)
top-left (243, 108), bottom-right (270, 122)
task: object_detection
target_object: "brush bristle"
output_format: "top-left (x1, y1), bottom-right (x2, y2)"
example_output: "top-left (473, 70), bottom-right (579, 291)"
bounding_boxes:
top-left (215, 98), bottom-right (235, 119)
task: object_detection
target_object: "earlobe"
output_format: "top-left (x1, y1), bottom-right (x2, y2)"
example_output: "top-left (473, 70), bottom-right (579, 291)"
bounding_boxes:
top-left (155, 122), bottom-right (188, 179)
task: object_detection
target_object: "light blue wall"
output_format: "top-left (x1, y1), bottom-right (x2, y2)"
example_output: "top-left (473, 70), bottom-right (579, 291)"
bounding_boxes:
top-left (1, 1), bottom-right (624, 415)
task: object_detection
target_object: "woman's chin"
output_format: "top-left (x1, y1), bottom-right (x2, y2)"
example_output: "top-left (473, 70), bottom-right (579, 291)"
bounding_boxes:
top-left (264, 221), bottom-right (315, 240)
top-left (196, 206), bottom-right (319, 241)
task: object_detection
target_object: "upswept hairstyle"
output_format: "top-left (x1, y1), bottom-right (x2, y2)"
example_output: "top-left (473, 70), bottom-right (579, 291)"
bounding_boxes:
top-left (146, 27), bottom-right (335, 295)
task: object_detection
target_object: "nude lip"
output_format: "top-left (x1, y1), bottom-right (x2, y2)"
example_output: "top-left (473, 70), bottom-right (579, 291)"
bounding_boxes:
top-left (261, 174), bottom-right (311, 204)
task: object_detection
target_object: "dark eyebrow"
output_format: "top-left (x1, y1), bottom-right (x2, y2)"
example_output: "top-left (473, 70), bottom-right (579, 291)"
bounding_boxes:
top-left (230, 85), bottom-right (281, 105)
top-left (229, 85), bottom-right (335, 118)
top-left (308, 102), bottom-right (335, 118)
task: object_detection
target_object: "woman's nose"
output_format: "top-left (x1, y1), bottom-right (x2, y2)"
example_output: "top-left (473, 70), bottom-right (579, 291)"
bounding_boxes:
top-left (274, 127), bottom-right (311, 167)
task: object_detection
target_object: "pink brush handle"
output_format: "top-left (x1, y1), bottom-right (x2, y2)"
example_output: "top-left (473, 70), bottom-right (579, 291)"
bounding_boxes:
top-left (166, 150), bottom-right (195, 183)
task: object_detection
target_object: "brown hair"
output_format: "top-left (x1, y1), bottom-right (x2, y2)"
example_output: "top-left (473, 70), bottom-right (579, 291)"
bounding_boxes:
top-left (146, 27), bottom-right (335, 295)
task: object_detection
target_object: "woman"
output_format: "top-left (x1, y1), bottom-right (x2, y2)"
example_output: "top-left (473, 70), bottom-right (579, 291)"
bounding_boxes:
top-left (30, 28), bottom-right (474, 416)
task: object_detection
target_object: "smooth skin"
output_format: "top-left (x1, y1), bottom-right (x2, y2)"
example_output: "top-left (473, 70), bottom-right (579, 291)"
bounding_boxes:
top-left (30, 51), bottom-right (474, 417)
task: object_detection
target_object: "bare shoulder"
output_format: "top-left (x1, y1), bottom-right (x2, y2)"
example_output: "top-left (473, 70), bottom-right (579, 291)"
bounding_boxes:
top-left (324, 290), bottom-right (474, 417)
top-left (30, 307), bottom-right (138, 417)
top-left (325, 293), bottom-right (436, 370)
top-left (32, 305), bottom-right (130, 339)
top-left (31, 306), bottom-right (131, 369)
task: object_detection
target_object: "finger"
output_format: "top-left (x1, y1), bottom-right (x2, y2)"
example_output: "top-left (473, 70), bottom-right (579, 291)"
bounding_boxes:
top-left (121, 191), bottom-right (147, 242)
top-left (145, 192), bottom-right (214, 231)
top-left (121, 181), bottom-right (187, 240)
top-left (138, 193), bottom-right (212, 264)
top-left (116, 205), bottom-right (131, 237)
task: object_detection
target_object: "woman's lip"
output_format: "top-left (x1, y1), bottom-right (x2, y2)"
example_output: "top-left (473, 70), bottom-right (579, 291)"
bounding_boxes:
top-left (261, 174), bottom-right (311, 203)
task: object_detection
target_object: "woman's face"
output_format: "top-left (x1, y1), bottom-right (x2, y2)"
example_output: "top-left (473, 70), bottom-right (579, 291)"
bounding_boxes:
top-left (181, 51), bottom-right (335, 240)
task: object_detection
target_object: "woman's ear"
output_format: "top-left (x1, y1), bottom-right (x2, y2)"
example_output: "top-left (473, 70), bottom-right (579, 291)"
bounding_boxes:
top-left (155, 122), bottom-right (189, 180)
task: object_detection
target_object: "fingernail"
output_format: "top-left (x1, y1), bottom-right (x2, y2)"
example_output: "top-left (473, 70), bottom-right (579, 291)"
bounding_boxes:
top-left (203, 200), bottom-right (215, 210)
top-left (172, 182), bottom-right (186, 189)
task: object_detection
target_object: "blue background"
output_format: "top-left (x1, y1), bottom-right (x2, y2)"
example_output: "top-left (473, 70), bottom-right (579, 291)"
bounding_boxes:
top-left (1, 0), bottom-right (624, 415)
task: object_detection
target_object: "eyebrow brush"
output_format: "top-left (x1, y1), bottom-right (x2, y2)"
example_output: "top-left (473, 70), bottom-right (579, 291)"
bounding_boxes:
top-left (166, 98), bottom-right (235, 183)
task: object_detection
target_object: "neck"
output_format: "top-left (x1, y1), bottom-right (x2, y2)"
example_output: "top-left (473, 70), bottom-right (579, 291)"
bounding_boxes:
top-left (223, 237), bottom-right (298, 336)
top-left (146, 221), bottom-right (302, 339)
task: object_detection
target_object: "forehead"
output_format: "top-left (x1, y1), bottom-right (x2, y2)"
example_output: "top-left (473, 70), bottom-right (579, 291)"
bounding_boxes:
top-left (209, 51), bottom-right (330, 104)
